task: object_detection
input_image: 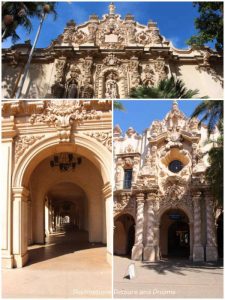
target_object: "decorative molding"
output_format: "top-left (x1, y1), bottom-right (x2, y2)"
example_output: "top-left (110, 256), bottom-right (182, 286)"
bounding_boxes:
top-left (84, 131), bottom-right (112, 152)
top-left (15, 135), bottom-right (44, 163)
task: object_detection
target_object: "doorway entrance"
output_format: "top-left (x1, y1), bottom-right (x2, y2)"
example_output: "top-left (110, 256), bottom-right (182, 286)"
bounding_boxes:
top-left (114, 214), bottom-right (135, 256)
top-left (160, 208), bottom-right (190, 258)
top-left (217, 213), bottom-right (223, 258)
top-left (24, 148), bottom-right (107, 267)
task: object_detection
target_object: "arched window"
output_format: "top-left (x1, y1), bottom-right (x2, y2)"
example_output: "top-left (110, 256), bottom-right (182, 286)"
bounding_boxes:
top-left (168, 160), bottom-right (183, 173)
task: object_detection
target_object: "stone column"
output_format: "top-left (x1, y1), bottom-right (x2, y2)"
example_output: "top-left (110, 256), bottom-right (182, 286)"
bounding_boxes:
top-left (154, 222), bottom-right (160, 261)
top-left (192, 192), bottom-right (204, 261)
top-left (27, 198), bottom-right (32, 245)
top-left (132, 193), bottom-right (145, 260)
top-left (12, 187), bottom-right (30, 268)
top-left (103, 182), bottom-right (113, 265)
top-left (144, 193), bottom-right (156, 261)
top-left (205, 191), bottom-right (218, 261)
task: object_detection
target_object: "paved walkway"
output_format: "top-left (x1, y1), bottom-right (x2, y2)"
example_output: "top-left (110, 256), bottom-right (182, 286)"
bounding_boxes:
top-left (2, 231), bottom-right (112, 298)
top-left (114, 256), bottom-right (223, 298)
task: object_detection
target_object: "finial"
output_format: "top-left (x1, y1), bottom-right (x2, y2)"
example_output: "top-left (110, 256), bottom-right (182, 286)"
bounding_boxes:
top-left (109, 2), bottom-right (115, 15)
top-left (172, 100), bottom-right (179, 110)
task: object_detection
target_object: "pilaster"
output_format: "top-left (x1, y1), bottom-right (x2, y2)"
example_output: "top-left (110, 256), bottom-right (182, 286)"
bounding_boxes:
top-left (1, 117), bottom-right (17, 268)
top-left (12, 187), bottom-right (30, 268)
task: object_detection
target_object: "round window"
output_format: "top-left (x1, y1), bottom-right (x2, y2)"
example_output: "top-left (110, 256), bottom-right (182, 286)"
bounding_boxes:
top-left (168, 160), bottom-right (183, 173)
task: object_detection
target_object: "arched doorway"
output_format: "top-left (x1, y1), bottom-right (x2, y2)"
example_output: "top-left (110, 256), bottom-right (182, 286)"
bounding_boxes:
top-left (114, 214), bottom-right (135, 256)
top-left (11, 137), bottom-right (112, 268)
top-left (160, 208), bottom-right (190, 258)
top-left (217, 213), bottom-right (223, 258)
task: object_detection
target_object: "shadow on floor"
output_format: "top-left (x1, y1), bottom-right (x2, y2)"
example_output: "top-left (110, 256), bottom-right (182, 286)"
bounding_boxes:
top-left (27, 230), bottom-right (105, 267)
top-left (141, 258), bottom-right (224, 276)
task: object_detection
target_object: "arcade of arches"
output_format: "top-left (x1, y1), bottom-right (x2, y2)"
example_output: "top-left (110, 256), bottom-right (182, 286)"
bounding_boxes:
top-left (114, 101), bottom-right (223, 262)
top-left (1, 100), bottom-right (113, 269)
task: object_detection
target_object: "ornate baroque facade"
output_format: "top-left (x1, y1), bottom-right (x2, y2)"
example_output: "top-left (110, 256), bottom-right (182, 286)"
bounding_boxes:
top-left (1, 100), bottom-right (112, 268)
top-left (113, 101), bottom-right (221, 262)
top-left (2, 3), bottom-right (223, 99)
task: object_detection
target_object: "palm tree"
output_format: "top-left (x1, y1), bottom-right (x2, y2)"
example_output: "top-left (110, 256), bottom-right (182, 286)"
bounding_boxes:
top-left (191, 100), bottom-right (223, 207)
top-left (114, 101), bottom-right (125, 111)
top-left (191, 100), bottom-right (223, 135)
top-left (130, 75), bottom-right (202, 99)
top-left (2, 2), bottom-right (57, 42)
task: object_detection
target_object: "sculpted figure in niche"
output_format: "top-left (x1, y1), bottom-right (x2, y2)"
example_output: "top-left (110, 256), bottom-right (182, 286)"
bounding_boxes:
top-left (142, 65), bottom-right (155, 87)
top-left (105, 72), bottom-right (118, 98)
top-left (66, 79), bottom-right (78, 98)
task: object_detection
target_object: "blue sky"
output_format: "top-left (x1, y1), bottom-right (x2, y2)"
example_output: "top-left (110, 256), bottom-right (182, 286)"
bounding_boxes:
top-left (2, 1), bottom-right (212, 49)
top-left (114, 100), bottom-right (202, 134)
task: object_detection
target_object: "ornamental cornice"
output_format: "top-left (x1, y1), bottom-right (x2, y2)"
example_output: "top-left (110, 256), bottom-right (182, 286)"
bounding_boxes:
top-left (2, 100), bottom-right (45, 117)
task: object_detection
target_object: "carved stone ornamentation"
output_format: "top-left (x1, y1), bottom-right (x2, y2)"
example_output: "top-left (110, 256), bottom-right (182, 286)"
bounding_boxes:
top-left (114, 192), bottom-right (131, 215)
top-left (113, 101), bottom-right (220, 262)
top-left (29, 100), bottom-right (102, 142)
top-left (103, 53), bottom-right (121, 66)
top-left (15, 135), bottom-right (44, 162)
top-left (83, 131), bottom-right (112, 152)
top-left (105, 72), bottom-right (118, 98)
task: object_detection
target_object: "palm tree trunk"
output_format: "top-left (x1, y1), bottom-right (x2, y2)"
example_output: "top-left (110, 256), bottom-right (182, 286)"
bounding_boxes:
top-left (15, 12), bottom-right (46, 99)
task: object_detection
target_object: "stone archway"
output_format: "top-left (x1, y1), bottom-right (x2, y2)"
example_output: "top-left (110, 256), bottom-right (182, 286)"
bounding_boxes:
top-left (159, 208), bottom-right (191, 259)
top-left (114, 213), bottom-right (135, 256)
top-left (11, 134), bottom-right (112, 268)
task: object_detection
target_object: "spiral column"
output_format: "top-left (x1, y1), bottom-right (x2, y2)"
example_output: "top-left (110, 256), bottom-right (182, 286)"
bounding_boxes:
top-left (192, 191), bottom-right (204, 261)
top-left (131, 193), bottom-right (145, 260)
top-left (144, 192), bottom-right (157, 261)
top-left (205, 190), bottom-right (218, 261)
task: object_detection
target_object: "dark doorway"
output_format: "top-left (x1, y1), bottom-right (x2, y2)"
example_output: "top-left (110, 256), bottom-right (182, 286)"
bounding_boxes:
top-left (217, 213), bottom-right (223, 258)
top-left (114, 214), bottom-right (135, 256)
top-left (127, 224), bottom-right (135, 255)
top-left (168, 221), bottom-right (190, 258)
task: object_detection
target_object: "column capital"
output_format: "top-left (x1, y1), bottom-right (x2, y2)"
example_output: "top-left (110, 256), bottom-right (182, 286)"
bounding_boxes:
top-left (146, 192), bottom-right (157, 202)
top-left (192, 191), bottom-right (202, 200)
top-left (12, 187), bottom-right (30, 200)
top-left (136, 192), bottom-right (145, 203)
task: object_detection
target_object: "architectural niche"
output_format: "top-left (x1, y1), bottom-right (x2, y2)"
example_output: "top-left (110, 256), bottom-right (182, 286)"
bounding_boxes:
top-left (2, 3), bottom-right (223, 99)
